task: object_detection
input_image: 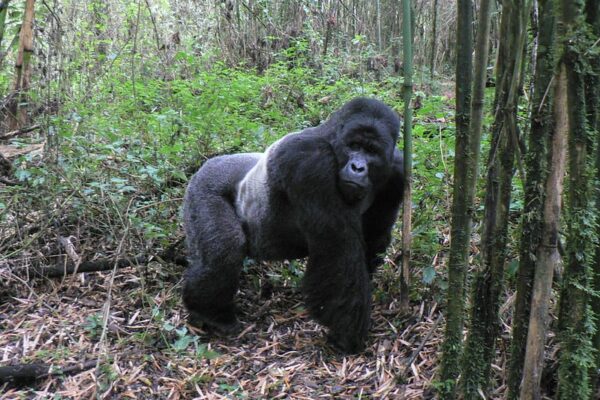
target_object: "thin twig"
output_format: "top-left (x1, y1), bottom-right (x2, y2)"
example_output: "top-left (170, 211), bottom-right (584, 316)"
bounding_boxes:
top-left (401, 313), bottom-right (443, 378)
top-left (0, 124), bottom-right (40, 140)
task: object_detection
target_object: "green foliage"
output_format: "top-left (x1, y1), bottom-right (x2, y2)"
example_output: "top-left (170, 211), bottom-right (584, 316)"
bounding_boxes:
top-left (83, 313), bottom-right (103, 339)
top-left (557, 324), bottom-right (595, 399)
top-left (431, 378), bottom-right (457, 397)
top-left (97, 362), bottom-right (119, 393)
top-left (31, 347), bottom-right (72, 362)
top-left (151, 305), bottom-right (220, 359)
top-left (217, 382), bottom-right (247, 398)
top-left (2, 35), bottom-right (458, 314)
top-left (407, 95), bottom-right (455, 295)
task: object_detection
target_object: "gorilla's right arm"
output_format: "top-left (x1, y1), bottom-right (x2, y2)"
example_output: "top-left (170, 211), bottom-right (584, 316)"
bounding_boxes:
top-left (270, 133), bottom-right (372, 353)
top-left (363, 148), bottom-right (404, 274)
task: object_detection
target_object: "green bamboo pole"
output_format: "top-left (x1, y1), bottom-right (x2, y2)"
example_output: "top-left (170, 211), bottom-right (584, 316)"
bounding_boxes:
top-left (0, 1), bottom-right (11, 52)
top-left (399, 0), bottom-right (413, 313)
top-left (556, 0), bottom-right (596, 397)
top-left (458, 0), bottom-right (493, 394)
top-left (438, 0), bottom-right (473, 395)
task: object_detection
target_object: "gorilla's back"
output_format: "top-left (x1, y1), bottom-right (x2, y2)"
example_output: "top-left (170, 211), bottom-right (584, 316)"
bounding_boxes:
top-left (187, 153), bottom-right (261, 199)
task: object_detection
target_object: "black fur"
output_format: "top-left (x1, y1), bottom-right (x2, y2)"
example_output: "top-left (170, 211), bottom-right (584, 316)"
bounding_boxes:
top-left (182, 98), bottom-right (404, 353)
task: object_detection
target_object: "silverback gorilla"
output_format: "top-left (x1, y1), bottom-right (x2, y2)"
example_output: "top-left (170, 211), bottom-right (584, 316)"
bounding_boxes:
top-left (182, 98), bottom-right (404, 353)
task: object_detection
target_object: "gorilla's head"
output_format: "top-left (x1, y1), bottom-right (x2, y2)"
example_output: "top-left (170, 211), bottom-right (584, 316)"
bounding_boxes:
top-left (328, 98), bottom-right (401, 204)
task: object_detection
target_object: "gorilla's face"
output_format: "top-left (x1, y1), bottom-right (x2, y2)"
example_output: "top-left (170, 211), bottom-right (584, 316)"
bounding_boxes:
top-left (335, 122), bottom-right (395, 204)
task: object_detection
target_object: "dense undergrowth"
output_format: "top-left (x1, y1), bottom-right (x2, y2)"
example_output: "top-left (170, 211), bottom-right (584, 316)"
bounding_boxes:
top-left (1, 47), bottom-right (466, 306)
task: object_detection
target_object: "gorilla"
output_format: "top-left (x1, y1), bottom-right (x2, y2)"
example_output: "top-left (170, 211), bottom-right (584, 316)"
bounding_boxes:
top-left (182, 98), bottom-right (404, 353)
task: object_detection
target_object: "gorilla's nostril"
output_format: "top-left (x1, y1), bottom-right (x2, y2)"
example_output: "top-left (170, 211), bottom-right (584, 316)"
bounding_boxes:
top-left (351, 163), bottom-right (365, 173)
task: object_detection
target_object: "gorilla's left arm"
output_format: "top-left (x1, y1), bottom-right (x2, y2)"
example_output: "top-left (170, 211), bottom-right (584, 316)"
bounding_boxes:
top-left (363, 148), bottom-right (404, 274)
top-left (270, 133), bottom-right (372, 353)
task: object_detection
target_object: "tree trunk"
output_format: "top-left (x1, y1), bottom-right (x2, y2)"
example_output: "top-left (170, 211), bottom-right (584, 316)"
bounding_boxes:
top-left (429, 0), bottom-right (438, 80)
top-left (438, 0), bottom-right (473, 396)
top-left (556, 0), bottom-right (596, 398)
top-left (91, 0), bottom-right (109, 57)
top-left (458, 0), bottom-right (494, 396)
top-left (376, 0), bottom-right (382, 52)
top-left (0, 0), bottom-right (10, 51)
top-left (461, 0), bottom-right (531, 397)
top-left (323, 6), bottom-right (335, 57)
top-left (8, 0), bottom-right (35, 131)
top-left (585, 0), bottom-right (600, 389)
top-left (0, 0), bottom-right (10, 71)
top-left (519, 63), bottom-right (566, 400)
top-left (507, 0), bottom-right (556, 398)
top-left (400, 0), bottom-right (413, 314)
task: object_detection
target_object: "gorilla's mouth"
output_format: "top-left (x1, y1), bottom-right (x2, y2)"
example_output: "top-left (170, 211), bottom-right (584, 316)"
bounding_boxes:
top-left (339, 180), bottom-right (368, 203)
top-left (341, 180), bottom-right (365, 189)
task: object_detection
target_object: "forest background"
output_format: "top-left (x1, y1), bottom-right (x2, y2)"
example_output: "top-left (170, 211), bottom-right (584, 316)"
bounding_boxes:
top-left (0, 0), bottom-right (599, 399)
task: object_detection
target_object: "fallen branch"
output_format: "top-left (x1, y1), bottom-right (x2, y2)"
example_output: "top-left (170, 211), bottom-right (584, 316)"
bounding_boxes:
top-left (400, 313), bottom-right (443, 379)
top-left (0, 176), bottom-right (16, 185)
top-left (0, 124), bottom-right (41, 140)
top-left (27, 255), bottom-right (151, 278)
top-left (0, 360), bottom-right (98, 387)
top-left (12, 239), bottom-right (187, 278)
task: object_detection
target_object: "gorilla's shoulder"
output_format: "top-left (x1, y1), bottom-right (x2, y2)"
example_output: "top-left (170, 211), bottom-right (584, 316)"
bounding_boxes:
top-left (202, 153), bottom-right (262, 169)
top-left (268, 130), bottom-right (336, 191)
top-left (270, 131), bottom-right (333, 168)
top-left (190, 153), bottom-right (262, 193)
top-left (274, 128), bottom-right (332, 153)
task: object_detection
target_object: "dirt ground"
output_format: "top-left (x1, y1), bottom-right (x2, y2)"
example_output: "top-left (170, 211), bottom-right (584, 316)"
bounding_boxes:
top-left (0, 258), bottom-right (451, 399)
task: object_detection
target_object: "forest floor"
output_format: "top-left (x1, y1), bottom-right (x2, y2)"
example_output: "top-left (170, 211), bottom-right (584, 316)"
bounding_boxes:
top-left (0, 256), bottom-right (464, 399)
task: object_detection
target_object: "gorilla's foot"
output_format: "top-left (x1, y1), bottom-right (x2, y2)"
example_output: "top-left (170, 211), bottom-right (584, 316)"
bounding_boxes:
top-left (187, 310), bottom-right (241, 336)
top-left (326, 331), bottom-right (366, 354)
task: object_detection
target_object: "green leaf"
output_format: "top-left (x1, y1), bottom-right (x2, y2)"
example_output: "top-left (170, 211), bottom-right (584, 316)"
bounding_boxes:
top-left (163, 322), bottom-right (175, 332)
top-left (172, 334), bottom-right (194, 351)
top-left (423, 266), bottom-right (436, 284)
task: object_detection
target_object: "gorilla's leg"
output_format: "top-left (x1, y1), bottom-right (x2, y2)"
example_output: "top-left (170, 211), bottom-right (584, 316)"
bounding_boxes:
top-left (363, 149), bottom-right (404, 275)
top-left (183, 182), bottom-right (247, 335)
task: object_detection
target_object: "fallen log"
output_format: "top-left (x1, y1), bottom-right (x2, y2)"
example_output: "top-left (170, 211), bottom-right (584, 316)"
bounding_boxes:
top-left (0, 124), bottom-right (41, 140)
top-left (10, 240), bottom-right (187, 278)
top-left (0, 360), bottom-right (98, 387)
top-left (28, 255), bottom-right (151, 278)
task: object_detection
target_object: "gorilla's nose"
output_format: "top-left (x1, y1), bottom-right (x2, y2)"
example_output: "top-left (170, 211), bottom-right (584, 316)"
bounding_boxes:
top-left (350, 161), bottom-right (367, 175)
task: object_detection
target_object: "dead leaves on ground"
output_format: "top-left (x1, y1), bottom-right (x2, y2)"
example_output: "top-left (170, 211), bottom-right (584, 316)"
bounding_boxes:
top-left (0, 262), bottom-right (442, 399)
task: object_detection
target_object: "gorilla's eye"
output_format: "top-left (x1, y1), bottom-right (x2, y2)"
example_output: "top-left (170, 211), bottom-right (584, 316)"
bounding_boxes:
top-left (364, 144), bottom-right (379, 154)
top-left (349, 142), bottom-right (362, 151)
top-left (349, 141), bottom-right (380, 155)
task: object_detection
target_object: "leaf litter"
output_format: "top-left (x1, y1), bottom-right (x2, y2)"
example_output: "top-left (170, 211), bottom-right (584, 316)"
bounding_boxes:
top-left (0, 258), bottom-right (445, 399)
